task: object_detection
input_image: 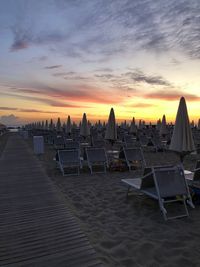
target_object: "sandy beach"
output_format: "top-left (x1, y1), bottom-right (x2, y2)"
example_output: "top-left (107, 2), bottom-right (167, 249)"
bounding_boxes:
top-left (0, 133), bottom-right (9, 157)
top-left (25, 137), bottom-right (200, 267)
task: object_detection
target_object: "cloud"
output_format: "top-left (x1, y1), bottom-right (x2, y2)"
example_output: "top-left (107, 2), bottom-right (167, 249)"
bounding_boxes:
top-left (94, 68), bottom-right (114, 72)
top-left (7, 0), bottom-right (200, 59)
top-left (10, 40), bottom-right (29, 51)
top-left (126, 103), bottom-right (156, 108)
top-left (44, 65), bottom-right (62, 69)
top-left (0, 114), bottom-right (19, 126)
top-left (0, 91), bottom-right (90, 108)
top-left (0, 107), bottom-right (59, 113)
top-left (8, 83), bottom-right (124, 105)
top-left (124, 70), bottom-right (171, 86)
top-left (0, 107), bottom-right (17, 111)
top-left (145, 91), bottom-right (200, 101)
top-left (95, 74), bottom-right (116, 80)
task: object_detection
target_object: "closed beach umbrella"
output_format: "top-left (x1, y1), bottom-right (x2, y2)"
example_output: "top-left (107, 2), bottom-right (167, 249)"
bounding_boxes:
top-left (156, 118), bottom-right (161, 130)
top-left (45, 120), bottom-right (48, 130)
top-left (191, 120), bottom-right (195, 128)
top-left (66, 115), bottom-right (71, 135)
top-left (56, 117), bottom-right (62, 132)
top-left (138, 119), bottom-right (142, 130)
top-left (105, 108), bottom-right (117, 143)
top-left (97, 120), bottom-right (102, 131)
top-left (160, 114), bottom-right (168, 136)
top-left (129, 117), bottom-right (137, 134)
top-left (169, 97), bottom-right (195, 162)
top-left (49, 119), bottom-right (54, 130)
top-left (198, 119), bottom-right (200, 130)
top-left (80, 113), bottom-right (90, 137)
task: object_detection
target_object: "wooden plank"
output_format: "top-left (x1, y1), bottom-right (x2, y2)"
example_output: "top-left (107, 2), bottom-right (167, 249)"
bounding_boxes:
top-left (0, 134), bottom-right (102, 267)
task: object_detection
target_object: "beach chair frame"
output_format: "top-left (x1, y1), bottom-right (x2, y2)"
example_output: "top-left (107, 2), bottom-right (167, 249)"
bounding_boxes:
top-left (86, 147), bottom-right (108, 174)
top-left (58, 149), bottom-right (81, 176)
top-left (53, 136), bottom-right (65, 150)
top-left (122, 165), bottom-right (194, 220)
top-left (123, 147), bottom-right (146, 171)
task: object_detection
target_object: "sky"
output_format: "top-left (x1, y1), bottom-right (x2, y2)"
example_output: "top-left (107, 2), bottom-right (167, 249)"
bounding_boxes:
top-left (0, 0), bottom-right (200, 126)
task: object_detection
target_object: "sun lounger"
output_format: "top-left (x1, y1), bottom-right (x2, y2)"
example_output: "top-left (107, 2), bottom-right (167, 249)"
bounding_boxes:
top-left (123, 147), bottom-right (146, 171)
top-left (54, 136), bottom-right (65, 150)
top-left (184, 160), bottom-right (200, 181)
top-left (86, 147), bottom-right (108, 174)
top-left (65, 140), bottom-right (80, 150)
top-left (122, 165), bottom-right (194, 220)
top-left (58, 149), bottom-right (81, 176)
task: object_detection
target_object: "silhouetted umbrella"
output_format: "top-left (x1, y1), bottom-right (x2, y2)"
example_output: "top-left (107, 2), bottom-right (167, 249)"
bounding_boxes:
top-left (160, 114), bottom-right (168, 137)
top-left (169, 97), bottom-right (195, 162)
top-left (66, 115), bottom-right (71, 135)
top-left (45, 120), bottom-right (48, 130)
top-left (105, 108), bottom-right (117, 145)
top-left (80, 113), bottom-right (90, 138)
top-left (56, 117), bottom-right (62, 132)
top-left (198, 118), bottom-right (200, 130)
top-left (156, 118), bottom-right (161, 130)
top-left (129, 117), bottom-right (137, 134)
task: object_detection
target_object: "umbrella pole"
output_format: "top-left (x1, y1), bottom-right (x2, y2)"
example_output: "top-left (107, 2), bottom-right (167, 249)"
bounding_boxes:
top-left (180, 153), bottom-right (184, 163)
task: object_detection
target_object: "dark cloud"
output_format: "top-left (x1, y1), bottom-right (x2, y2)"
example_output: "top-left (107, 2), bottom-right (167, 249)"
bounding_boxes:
top-left (10, 40), bottom-right (29, 51)
top-left (52, 72), bottom-right (68, 77)
top-left (124, 70), bottom-right (171, 86)
top-left (0, 107), bottom-right (17, 111)
top-left (44, 65), bottom-right (62, 69)
top-left (145, 91), bottom-right (200, 101)
top-left (95, 74), bottom-right (115, 79)
top-left (38, 56), bottom-right (48, 61)
top-left (94, 68), bottom-right (114, 72)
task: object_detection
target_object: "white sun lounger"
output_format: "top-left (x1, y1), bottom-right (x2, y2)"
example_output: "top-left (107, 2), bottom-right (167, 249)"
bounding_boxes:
top-left (122, 165), bottom-right (194, 220)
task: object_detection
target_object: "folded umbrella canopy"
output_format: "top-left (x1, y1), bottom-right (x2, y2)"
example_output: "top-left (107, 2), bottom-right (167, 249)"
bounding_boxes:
top-left (160, 114), bottom-right (168, 136)
top-left (105, 108), bottom-right (117, 144)
top-left (80, 113), bottom-right (90, 138)
top-left (169, 97), bottom-right (195, 162)
top-left (129, 117), bottom-right (137, 134)
top-left (66, 115), bottom-right (71, 135)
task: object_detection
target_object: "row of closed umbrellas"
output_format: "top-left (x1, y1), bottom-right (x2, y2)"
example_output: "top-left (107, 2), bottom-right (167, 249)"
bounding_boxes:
top-left (27, 97), bottom-right (196, 162)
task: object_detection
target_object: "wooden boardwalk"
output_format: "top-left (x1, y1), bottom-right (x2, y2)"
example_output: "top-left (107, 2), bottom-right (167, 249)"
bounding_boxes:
top-left (0, 134), bottom-right (102, 267)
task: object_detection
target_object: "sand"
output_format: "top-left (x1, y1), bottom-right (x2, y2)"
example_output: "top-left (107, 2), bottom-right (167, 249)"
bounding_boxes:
top-left (28, 138), bottom-right (200, 267)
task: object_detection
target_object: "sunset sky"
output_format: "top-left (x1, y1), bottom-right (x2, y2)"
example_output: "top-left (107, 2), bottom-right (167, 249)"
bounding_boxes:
top-left (0, 0), bottom-right (200, 126)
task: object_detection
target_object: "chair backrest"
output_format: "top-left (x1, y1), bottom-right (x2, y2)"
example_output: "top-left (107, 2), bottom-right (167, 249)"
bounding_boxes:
top-left (123, 147), bottom-right (146, 165)
top-left (153, 166), bottom-right (188, 198)
top-left (93, 139), bottom-right (105, 148)
top-left (58, 149), bottom-right (80, 164)
top-left (54, 136), bottom-right (65, 145)
top-left (65, 141), bottom-right (80, 150)
top-left (139, 135), bottom-right (149, 146)
top-left (193, 160), bottom-right (200, 181)
top-left (86, 148), bottom-right (107, 162)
